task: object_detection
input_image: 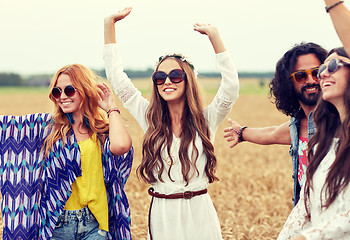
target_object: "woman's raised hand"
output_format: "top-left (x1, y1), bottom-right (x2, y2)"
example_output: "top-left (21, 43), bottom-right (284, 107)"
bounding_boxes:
top-left (104, 7), bottom-right (132, 44)
top-left (193, 23), bottom-right (219, 37)
top-left (193, 23), bottom-right (226, 54)
top-left (105, 7), bottom-right (132, 24)
top-left (97, 83), bottom-right (117, 112)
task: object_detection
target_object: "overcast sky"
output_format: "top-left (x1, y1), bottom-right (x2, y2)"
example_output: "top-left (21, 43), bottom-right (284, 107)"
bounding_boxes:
top-left (0, 0), bottom-right (347, 75)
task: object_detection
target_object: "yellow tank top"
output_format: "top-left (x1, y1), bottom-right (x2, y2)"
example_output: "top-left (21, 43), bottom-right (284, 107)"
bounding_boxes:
top-left (64, 133), bottom-right (109, 231)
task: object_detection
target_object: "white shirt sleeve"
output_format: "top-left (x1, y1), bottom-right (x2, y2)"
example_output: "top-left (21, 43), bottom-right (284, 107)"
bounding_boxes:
top-left (204, 51), bottom-right (239, 135)
top-left (103, 44), bottom-right (149, 132)
top-left (277, 189), bottom-right (312, 240)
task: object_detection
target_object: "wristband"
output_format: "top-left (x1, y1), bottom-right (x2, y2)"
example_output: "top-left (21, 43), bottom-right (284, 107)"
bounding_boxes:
top-left (107, 107), bottom-right (120, 117)
top-left (238, 126), bottom-right (248, 143)
top-left (325, 1), bottom-right (344, 12)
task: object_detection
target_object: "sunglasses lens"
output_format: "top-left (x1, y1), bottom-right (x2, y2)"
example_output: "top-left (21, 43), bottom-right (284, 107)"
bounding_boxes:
top-left (152, 71), bottom-right (167, 85)
top-left (294, 71), bottom-right (307, 83)
top-left (169, 69), bottom-right (184, 83)
top-left (152, 69), bottom-right (185, 85)
top-left (64, 85), bottom-right (76, 97)
top-left (52, 87), bottom-right (61, 99)
top-left (328, 59), bottom-right (339, 74)
top-left (311, 69), bottom-right (320, 81)
top-left (317, 64), bottom-right (326, 79)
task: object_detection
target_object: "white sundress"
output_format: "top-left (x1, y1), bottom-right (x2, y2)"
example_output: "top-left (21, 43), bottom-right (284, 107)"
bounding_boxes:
top-left (103, 44), bottom-right (239, 240)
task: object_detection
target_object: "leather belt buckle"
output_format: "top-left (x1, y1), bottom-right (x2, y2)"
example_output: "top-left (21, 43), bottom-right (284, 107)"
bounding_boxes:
top-left (183, 191), bottom-right (193, 199)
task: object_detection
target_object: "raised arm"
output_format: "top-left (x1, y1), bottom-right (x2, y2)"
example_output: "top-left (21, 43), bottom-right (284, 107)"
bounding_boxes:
top-left (193, 23), bottom-right (226, 54)
top-left (103, 7), bottom-right (149, 132)
top-left (224, 118), bottom-right (291, 148)
top-left (194, 24), bottom-right (239, 131)
top-left (104, 7), bottom-right (132, 44)
top-left (97, 83), bottom-right (132, 155)
top-left (324, 0), bottom-right (350, 55)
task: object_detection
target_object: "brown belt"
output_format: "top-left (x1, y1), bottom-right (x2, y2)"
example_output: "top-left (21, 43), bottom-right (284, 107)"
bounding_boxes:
top-left (147, 187), bottom-right (208, 239)
top-left (148, 187), bottom-right (207, 199)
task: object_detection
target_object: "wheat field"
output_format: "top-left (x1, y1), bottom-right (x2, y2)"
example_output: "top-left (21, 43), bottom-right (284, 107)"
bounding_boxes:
top-left (0, 78), bottom-right (293, 239)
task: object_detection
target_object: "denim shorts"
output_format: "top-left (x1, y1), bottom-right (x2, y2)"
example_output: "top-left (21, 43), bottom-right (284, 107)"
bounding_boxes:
top-left (51, 206), bottom-right (108, 240)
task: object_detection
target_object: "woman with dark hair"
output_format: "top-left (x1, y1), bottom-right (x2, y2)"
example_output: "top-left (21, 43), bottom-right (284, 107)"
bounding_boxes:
top-left (103, 7), bottom-right (239, 240)
top-left (277, 47), bottom-right (350, 239)
top-left (0, 64), bottom-right (133, 240)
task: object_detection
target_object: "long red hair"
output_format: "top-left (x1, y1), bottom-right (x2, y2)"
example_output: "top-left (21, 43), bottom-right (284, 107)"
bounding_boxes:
top-left (43, 64), bottom-right (109, 155)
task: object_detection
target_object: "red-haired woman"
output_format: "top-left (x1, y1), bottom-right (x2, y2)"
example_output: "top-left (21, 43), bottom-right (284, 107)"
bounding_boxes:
top-left (103, 7), bottom-right (239, 240)
top-left (0, 64), bottom-right (133, 240)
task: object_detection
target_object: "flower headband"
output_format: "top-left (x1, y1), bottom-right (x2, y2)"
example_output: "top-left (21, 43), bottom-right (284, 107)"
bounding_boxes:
top-left (156, 53), bottom-right (198, 78)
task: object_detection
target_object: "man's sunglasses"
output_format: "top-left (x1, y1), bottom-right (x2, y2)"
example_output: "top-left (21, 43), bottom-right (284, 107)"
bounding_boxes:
top-left (51, 85), bottom-right (76, 99)
top-left (152, 69), bottom-right (186, 85)
top-left (317, 58), bottom-right (347, 80)
top-left (290, 67), bottom-right (320, 84)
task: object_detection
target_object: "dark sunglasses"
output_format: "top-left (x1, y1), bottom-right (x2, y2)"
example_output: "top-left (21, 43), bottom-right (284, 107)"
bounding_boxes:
top-left (290, 67), bottom-right (320, 84)
top-left (317, 58), bottom-right (346, 80)
top-left (152, 69), bottom-right (186, 85)
top-left (51, 85), bottom-right (76, 99)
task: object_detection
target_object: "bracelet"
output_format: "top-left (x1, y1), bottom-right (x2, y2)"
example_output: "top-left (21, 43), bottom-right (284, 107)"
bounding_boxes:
top-left (238, 126), bottom-right (248, 143)
top-left (325, 0), bottom-right (344, 12)
top-left (232, 128), bottom-right (240, 135)
top-left (107, 107), bottom-right (120, 117)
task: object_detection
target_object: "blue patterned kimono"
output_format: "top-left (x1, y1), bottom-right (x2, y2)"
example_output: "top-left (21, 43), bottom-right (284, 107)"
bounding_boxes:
top-left (0, 113), bottom-right (133, 240)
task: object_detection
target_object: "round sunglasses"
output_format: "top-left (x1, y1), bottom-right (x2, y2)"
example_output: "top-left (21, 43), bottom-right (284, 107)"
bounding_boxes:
top-left (290, 67), bottom-right (320, 84)
top-left (51, 85), bottom-right (76, 99)
top-left (317, 58), bottom-right (347, 80)
top-left (152, 69), bottom-right (186, 85)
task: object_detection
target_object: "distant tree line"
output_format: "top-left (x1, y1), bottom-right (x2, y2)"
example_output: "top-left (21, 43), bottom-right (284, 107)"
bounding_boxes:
top-left (0, 70), bottom-right (274, 86)
top-left (198, 71), bottom-right (274, 79)
top-left (95, 68), bottom-right (156, 79)
top-left (97, 69), bottom-right (275, 79)
top-left (0, 73), bottom-right (23, 86)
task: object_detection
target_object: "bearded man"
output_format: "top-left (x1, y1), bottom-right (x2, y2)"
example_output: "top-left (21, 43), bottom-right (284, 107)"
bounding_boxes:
top-left (224, 42), bottom-right (328, 206)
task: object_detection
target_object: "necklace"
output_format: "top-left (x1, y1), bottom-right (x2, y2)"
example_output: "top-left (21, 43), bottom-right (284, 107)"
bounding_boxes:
top-left (165, 137), bottom-right (180, 166)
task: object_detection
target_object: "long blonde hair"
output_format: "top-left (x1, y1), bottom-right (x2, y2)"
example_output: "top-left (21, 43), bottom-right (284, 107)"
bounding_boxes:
top-left (138, 56), bottom-right (218, 185)
top-left (43, 64), bottom-right (109, 156)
